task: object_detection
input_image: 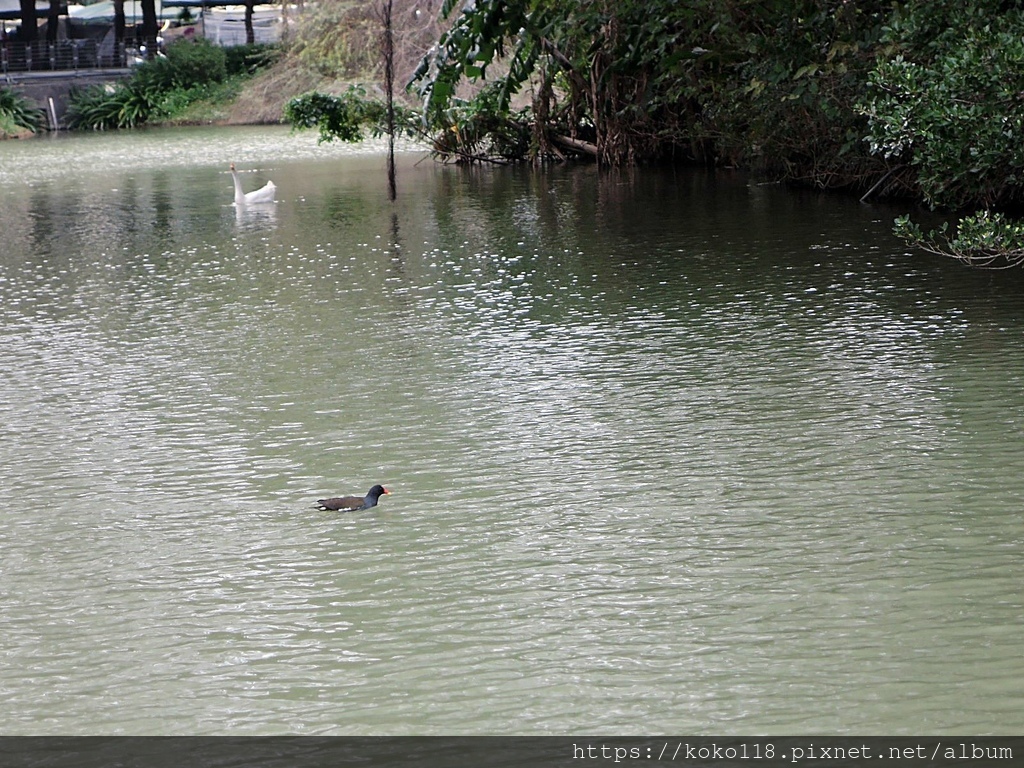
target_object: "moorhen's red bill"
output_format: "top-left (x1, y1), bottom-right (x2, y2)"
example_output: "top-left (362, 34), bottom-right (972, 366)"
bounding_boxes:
top-left (316, 484), bottom-right (391, 511)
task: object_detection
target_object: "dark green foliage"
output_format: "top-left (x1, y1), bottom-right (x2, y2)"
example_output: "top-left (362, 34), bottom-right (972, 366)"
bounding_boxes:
top-left (709, 1), bottom-right (890, 185)
top-left (894, 213), bottom-right (1024, 268)
top-left (116, 39), bottom-right (227, 104)
top-left (224, 43), bottom-right (279, 76)
top-left (411, 0), bottom-right (534, 118)
top-left (427, 82), bottom-right (531, 163)
top-left (285, 86), bottom-right (420, 145)
top-left (862, 2), bottom-right (1024, 209)
top-left (859, 0), bottom-right (1024, 265)
top-left (285, 88), bottom-right (375, 143)
top-left (409, 0), bottom-right (893, 174)
top-left (66, 82), bottom-right (159, 129)
top-left (163, 37), bottom-right (228, 86)
top-left (0, 87), bottom-right (44, 133)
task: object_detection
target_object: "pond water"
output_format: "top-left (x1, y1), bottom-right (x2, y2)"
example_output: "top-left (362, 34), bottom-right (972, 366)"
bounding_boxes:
top-left (1, 126), bottom-right (1022, 735)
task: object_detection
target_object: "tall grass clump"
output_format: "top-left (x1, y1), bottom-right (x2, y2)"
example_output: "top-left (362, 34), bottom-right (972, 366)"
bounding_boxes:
top-left (0, 88), bottom-right (45, 137)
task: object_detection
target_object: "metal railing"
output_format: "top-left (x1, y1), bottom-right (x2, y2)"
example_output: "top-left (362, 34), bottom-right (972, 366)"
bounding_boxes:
top-left (1, 40), bottom-right (128, 73)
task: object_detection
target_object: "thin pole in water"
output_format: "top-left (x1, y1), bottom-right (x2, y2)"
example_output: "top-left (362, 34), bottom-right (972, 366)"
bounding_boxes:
top-left (381, 0), bottom-right (396, 201)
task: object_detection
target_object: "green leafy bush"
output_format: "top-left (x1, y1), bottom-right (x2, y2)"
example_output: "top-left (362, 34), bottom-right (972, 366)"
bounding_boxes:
top-left (0, 87), bottom-right (44, 135)
top-left (224, 43), bottom-right (279, 77)
top-left (895, 212), bottom-right (1024, 269)
top-left (163, 38), bottom-right (227, 87)
top-left (409, 0), bottom-right (891, 171)
top-left (285, 85), bottom-right (419, 144)
top-left (286, 89), bottom-right (370, 143)
top-left (426, 82), bottom-right (530, 162)
top-left (66, 82), bottom-right (159, 129)
top-left (858, 0), bottom-right (1024, 266)
top-left (861, 13), bottom-right (1024, 209)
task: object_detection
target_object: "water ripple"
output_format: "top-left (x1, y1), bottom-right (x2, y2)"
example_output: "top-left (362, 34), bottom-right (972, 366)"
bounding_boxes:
top-left (1, 134), bottom-right (1022, 734)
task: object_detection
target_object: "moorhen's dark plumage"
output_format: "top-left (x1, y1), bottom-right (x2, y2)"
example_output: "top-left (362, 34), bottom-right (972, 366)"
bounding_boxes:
top-left (316, 484), bottom-right (391, 511)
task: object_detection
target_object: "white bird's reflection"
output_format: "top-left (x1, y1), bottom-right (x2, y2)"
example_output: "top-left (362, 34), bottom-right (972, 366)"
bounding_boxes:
top-left (233, 200), bottom-right (278, 229)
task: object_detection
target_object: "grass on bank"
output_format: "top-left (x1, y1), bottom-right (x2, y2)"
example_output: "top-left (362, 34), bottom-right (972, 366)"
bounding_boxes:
top-left (67, 39), bottom-right (278, 129)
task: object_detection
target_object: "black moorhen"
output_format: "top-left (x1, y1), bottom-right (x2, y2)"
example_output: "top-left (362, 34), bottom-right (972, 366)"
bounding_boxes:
top-left (316, 484), bottom-right (391, 511)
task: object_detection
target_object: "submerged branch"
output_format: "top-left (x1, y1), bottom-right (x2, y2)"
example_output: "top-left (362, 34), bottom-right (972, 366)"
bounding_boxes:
top-left (860, 165), bottom-right (905, 203)
top-left (552, 134), bottom-right (598, 157)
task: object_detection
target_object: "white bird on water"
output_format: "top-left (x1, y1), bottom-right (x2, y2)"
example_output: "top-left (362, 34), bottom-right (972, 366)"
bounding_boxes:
top-left (230, 163), bottom-right (276, 205)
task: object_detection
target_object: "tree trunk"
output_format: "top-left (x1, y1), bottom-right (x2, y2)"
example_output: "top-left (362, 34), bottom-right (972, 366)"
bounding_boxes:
top-left (113, 0), bottom-right (125, 61)
top-left (245, 0), bottom-right (254, 45)
top-left (140, 0), bottom-right (157, 58)
top-left (381, 0), bottom-right (396, 201)
top-left (45, 0), bottom-right (60, 43)
top-left (18, 0), bottom-right (38, 43)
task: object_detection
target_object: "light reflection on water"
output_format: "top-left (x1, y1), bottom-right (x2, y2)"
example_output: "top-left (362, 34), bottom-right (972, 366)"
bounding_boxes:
top-left (1, 127), bottom-right (1023, 734)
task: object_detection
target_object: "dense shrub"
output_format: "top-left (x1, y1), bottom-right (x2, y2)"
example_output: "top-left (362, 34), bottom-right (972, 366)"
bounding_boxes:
top-left (406, 0), bottom-right (895, 176)
top-left (285, 85), bottom-right (420, 144)
top-left (66, 83), bottom-right (144, 129)
top-left (862, 3), bottom-right (1024, 210)
top-left (164, 38), bottom-right (228, 86)
top-left (860, 0), bottom-right (1024, 265)
top-left (0, 87), bottom-right (44, 135)
top-left (224, 43), bottom-right (279, 77)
